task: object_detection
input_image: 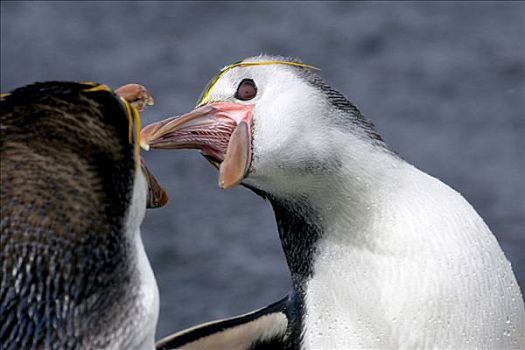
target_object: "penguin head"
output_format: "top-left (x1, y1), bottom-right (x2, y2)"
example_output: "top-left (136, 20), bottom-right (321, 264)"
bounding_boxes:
top-left (141, 55), bottom-right (384, 196)
top-left (1, 82), bottom-right (167, 243)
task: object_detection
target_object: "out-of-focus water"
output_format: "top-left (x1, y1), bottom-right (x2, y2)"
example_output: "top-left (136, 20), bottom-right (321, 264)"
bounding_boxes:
top-left (1, 2), bottom-right (523, 339)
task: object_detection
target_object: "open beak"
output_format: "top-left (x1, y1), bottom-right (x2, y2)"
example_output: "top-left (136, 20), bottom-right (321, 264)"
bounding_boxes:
top-left (140, 102), bottom-right (254, 189)
top-left (112, 83), bottom-right (167, 208)
top-left (140, 157), bottom-right (169, 208)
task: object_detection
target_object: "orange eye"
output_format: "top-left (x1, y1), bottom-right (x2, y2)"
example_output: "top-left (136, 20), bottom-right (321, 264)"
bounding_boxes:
top-left (235, 79), bottom-right (257, 101)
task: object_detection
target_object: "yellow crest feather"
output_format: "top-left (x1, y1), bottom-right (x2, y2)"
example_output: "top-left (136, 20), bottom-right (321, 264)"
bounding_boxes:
top-left (198, 60), bottom-right (318, 106)
top-left (84, 84), bottom-right (112, 93)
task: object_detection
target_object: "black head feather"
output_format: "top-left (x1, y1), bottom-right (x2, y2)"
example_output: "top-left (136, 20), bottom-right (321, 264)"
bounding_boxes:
top-left (0, 82), bottom-right (141, 349)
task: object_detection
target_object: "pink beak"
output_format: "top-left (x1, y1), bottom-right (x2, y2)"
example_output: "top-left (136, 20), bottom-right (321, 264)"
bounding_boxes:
top-left (140, 102), bottom-right (255, 189)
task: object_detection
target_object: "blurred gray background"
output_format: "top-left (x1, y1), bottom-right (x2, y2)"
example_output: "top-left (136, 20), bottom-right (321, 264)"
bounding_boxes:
top-left (1, 1), bottom-right (524, 339)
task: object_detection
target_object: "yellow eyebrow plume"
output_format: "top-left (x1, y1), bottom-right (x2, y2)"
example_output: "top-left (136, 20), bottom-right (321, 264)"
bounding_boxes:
top-left (118, 96), bottom-right (142, 165)
top-left (83, 83), bottom-right (139, 146)
top-left (84, 84), bottom-right (112, 93)
top-left (131, 102), bottom-right (141, 164)
top-left (197, 60), bottom-right (319, 107)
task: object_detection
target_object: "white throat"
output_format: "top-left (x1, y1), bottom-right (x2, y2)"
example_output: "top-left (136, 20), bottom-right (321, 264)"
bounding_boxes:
top-left (122, 171), bottom-right (159, 350)
top-left (300, 143), bottom-right (524, 349)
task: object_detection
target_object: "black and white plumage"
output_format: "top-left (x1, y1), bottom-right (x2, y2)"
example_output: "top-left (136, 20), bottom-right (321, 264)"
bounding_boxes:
top-left (157, 295), bottom-right (293, 350)
top-left (142, 55), bottom-right (524, 349)
top-left (0, 82), bottom-right (165, 349)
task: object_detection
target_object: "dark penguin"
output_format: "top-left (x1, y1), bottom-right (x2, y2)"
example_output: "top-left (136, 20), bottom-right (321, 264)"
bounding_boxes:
top-left (143, 55), bottom-right (524, 349)
top-left (1, 82), bottom-right (166, 349)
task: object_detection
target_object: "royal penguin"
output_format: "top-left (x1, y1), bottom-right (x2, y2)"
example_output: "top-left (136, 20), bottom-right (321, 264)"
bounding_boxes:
top-left (142, 55), bottom-right (524, 349)
top-left (1, 82), bottom-right (167, 349)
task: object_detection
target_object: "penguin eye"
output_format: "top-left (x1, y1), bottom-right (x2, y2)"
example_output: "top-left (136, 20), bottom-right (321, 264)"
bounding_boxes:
top-left (235, 79), bottom-right (257, 101)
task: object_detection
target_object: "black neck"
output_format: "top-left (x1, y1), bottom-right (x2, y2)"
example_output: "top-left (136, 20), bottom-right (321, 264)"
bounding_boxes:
top-left (268, 195), bottom-right (323, 287)
top-left (243, 183), bottom-right (324, 288)
top-left (245, 185), bottom-right (324, 348)
top-left (268, 194), bottom-right (323, 349)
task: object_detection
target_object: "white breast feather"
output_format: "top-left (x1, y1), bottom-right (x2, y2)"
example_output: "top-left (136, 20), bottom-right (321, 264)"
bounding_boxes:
top-left (302, 151), bottom-right (524, 349)
top-left (122, 171), bottom-right (159, 350)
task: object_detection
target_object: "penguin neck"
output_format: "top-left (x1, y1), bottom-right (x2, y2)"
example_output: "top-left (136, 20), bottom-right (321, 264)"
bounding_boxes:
top-left (118, 171), bottom-right (159, 349)
top-left (266, 142), bottom-right (406, 286)
top-left (263, 145), bottom-right (417, 347)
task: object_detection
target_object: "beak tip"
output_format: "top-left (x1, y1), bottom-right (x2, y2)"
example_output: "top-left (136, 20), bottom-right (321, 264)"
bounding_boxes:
top-left (218, 176), bottom-right (240, 190)
top-left (140, 140), bottom-right (150, 151)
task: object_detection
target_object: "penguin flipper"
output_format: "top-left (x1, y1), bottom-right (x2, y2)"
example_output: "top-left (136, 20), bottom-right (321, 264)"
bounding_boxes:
top-left (156, 296), bottom-right (291, 350)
